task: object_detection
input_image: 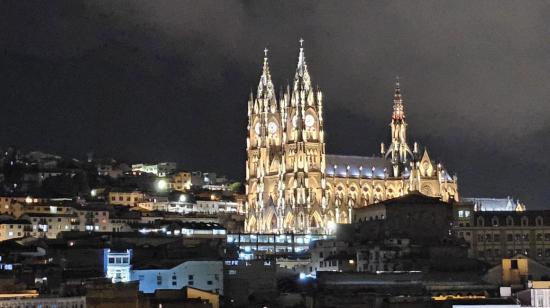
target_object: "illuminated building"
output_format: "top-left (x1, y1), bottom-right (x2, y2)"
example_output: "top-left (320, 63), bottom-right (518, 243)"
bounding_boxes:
top-left (484, 255), bottom-right (550, 287)
top-left (454, 210), bottom-right (550, 265)
top-left (131, 162), bottom-right (177, 177)
top-left (309, 239), bottom-right (356, 275)
top-left (170, 171), bottom-right (192, 191)
top-left (108, 189), bottom-right (146, 207)
top-left (24, 212), bottom-right (79, 238)
top-left (104, 249), bottom-right (132, 283)
top-left (463, 197), bottom-right (526, 212)
top-left (0, 219), bottom-right (31, 242)
top-left (226, 233), bottom-right (331, 257)
top-left (130, 260), bottom-right (223, 294)
top-left (526, 281), bottom-right (550, 307)
top-left (245, 40), bottom-right (459, 234)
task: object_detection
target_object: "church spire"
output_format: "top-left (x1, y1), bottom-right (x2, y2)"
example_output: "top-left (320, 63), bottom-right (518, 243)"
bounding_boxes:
top-left (293, 38), bottom-right (312, 92)
top-left (392, 76), bottom-right (405, 121)
top-left (257, 47), bottom-right (274, 100)
top-left (385, 76), bottom-right (413, 170)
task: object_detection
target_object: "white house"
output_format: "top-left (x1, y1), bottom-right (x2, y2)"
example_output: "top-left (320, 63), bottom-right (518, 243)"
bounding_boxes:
top-left (104, 249), bottom-right (132, 283)
top-left (131, 260), bottom-right (223, 294)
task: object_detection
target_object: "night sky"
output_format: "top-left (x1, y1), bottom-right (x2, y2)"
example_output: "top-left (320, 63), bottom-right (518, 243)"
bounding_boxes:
top-left (1, 1), bottom-right (549, 208)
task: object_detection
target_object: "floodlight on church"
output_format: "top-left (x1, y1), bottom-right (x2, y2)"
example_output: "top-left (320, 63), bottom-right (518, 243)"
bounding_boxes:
top-left (327, 221), bottom-right (336, 234)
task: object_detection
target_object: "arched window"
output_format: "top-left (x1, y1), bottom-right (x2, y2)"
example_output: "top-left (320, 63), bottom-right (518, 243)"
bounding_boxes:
top-left (477, 217), bottom-right (485, 227)
top-left (521, 216), bottom-right (529, 227)
top-left (271, 215), bottom-right (278, 230)
top-left (387, 188), bottom-right (394, 199)
top-left (492, 217), bottom-right (499, 227)
top-left (310, 216), bottom-right (318, 228)
top-left (536, 216), bottom-right (543, 227)
top-left (506, 216), bottom-right (514, 226)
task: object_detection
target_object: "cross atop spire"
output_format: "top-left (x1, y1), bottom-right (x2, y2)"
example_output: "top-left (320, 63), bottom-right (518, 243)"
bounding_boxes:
top-left (297, 39), bottom-right (306, 74)
top-left (294, 38), bottom-right (311, 91)
top-left (257, 47), bottom-right (274, 100)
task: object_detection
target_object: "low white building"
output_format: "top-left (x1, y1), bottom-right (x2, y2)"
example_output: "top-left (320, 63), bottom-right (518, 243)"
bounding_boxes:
top-left (24, 213), bottom-right (79, 238)
top-left (463, 197), bottom-right (526, 212)
top-left (195, 199), bottom-right (239, 214)
top-left (309, 239), bottom-right (354, 275)
top-left (138, 197), bottom-right (240, 215)
top-left (131, 260), bottom-right (223, 294)
top-left (356, 238), bottom-right (411, 272)
top-left (517, 281), bottom-right (550, 307)
top-left (0, 219), bottom-right (31, 241)
top-left (104, 248), bottom-right (132, 283)
top-left (132, 162), bottom-right (176, 177)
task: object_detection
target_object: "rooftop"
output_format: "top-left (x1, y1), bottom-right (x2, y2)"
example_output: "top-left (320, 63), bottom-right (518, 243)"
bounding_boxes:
top-left (326, 154), bottom-right (392, 178)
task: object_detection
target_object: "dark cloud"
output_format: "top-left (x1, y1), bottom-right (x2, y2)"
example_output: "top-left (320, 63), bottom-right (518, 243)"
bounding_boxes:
top-left (0, 1), bottom-right (549, 207)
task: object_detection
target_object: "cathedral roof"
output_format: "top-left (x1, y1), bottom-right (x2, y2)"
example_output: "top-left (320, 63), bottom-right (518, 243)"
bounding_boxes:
top-left (326, 154), bottom-right (392, 178)
top-left (462, 197), bottom-right (522, 211)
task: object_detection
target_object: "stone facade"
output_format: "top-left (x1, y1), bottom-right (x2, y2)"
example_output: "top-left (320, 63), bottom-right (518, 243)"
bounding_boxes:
top-left (454, 210), bottom-right (550, 266)
top-left (245, 41), bottom-right (459, 234)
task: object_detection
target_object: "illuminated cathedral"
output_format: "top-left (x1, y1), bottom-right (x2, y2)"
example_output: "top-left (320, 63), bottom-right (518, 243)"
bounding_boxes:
top-left (245, 40), bottom-right (459, 234)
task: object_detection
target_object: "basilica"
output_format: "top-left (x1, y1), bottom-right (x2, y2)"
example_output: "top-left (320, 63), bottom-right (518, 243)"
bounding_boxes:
top-left (245, 40), bottom-right (459, 234)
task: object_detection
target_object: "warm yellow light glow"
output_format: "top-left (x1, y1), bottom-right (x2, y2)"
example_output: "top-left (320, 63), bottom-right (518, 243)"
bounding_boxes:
top-left (327, 221), bottom-right (336, 233)
top-left (0, 290), bottom-right (39, 298)
top-left (157, 179), bottom-right (168, 191)
top-left (432, 295), bottom-right (485, 301)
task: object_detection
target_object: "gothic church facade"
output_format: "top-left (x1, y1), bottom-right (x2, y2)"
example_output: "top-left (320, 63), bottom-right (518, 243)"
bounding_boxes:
top-left (245, 41), bottom-right (459, 234)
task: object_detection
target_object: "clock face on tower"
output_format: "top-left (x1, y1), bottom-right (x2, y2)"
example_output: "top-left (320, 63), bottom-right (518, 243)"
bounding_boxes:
top-left (268, 122), bottom-right (278, 134)
top-left (254, 122), bottom-right (261, 135)
top-left (305, 114), bottom-right (315, 127)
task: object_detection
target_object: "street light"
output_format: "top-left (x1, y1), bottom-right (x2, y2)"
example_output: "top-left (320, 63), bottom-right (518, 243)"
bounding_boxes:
top-left (157, 179), bottom-right (168, 191)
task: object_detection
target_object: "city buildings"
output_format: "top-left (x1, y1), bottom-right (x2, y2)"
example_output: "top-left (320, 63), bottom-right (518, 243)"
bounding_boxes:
top-left (130, 260), bottom-right (223, 294)
top-left (170, 171), bottom-right (192, 191)
top-left (104, 248), bottom-right (132, 283)
top-left (131, 162), bottom-right (177, 177)
top-left (454, 210), bottom-right (550, 265)
top-left (108, 189), bottom-right (147, 207)
top-left (463, 197), bottom-right (526, 212)
top-left (0, 219), bottom-right (31, 241)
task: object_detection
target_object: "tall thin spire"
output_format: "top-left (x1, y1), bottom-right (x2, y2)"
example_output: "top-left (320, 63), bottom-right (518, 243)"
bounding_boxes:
top-left (386, 76), bottom-right (412, 167)
top-left (257, 47), bottom-right (274, 100)
top-left (392, 76), bottom-right (405, 120)
top-left (293, 38), bottom-right (311, 91)
top-left (297, 38), bottom-right (306, 77)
